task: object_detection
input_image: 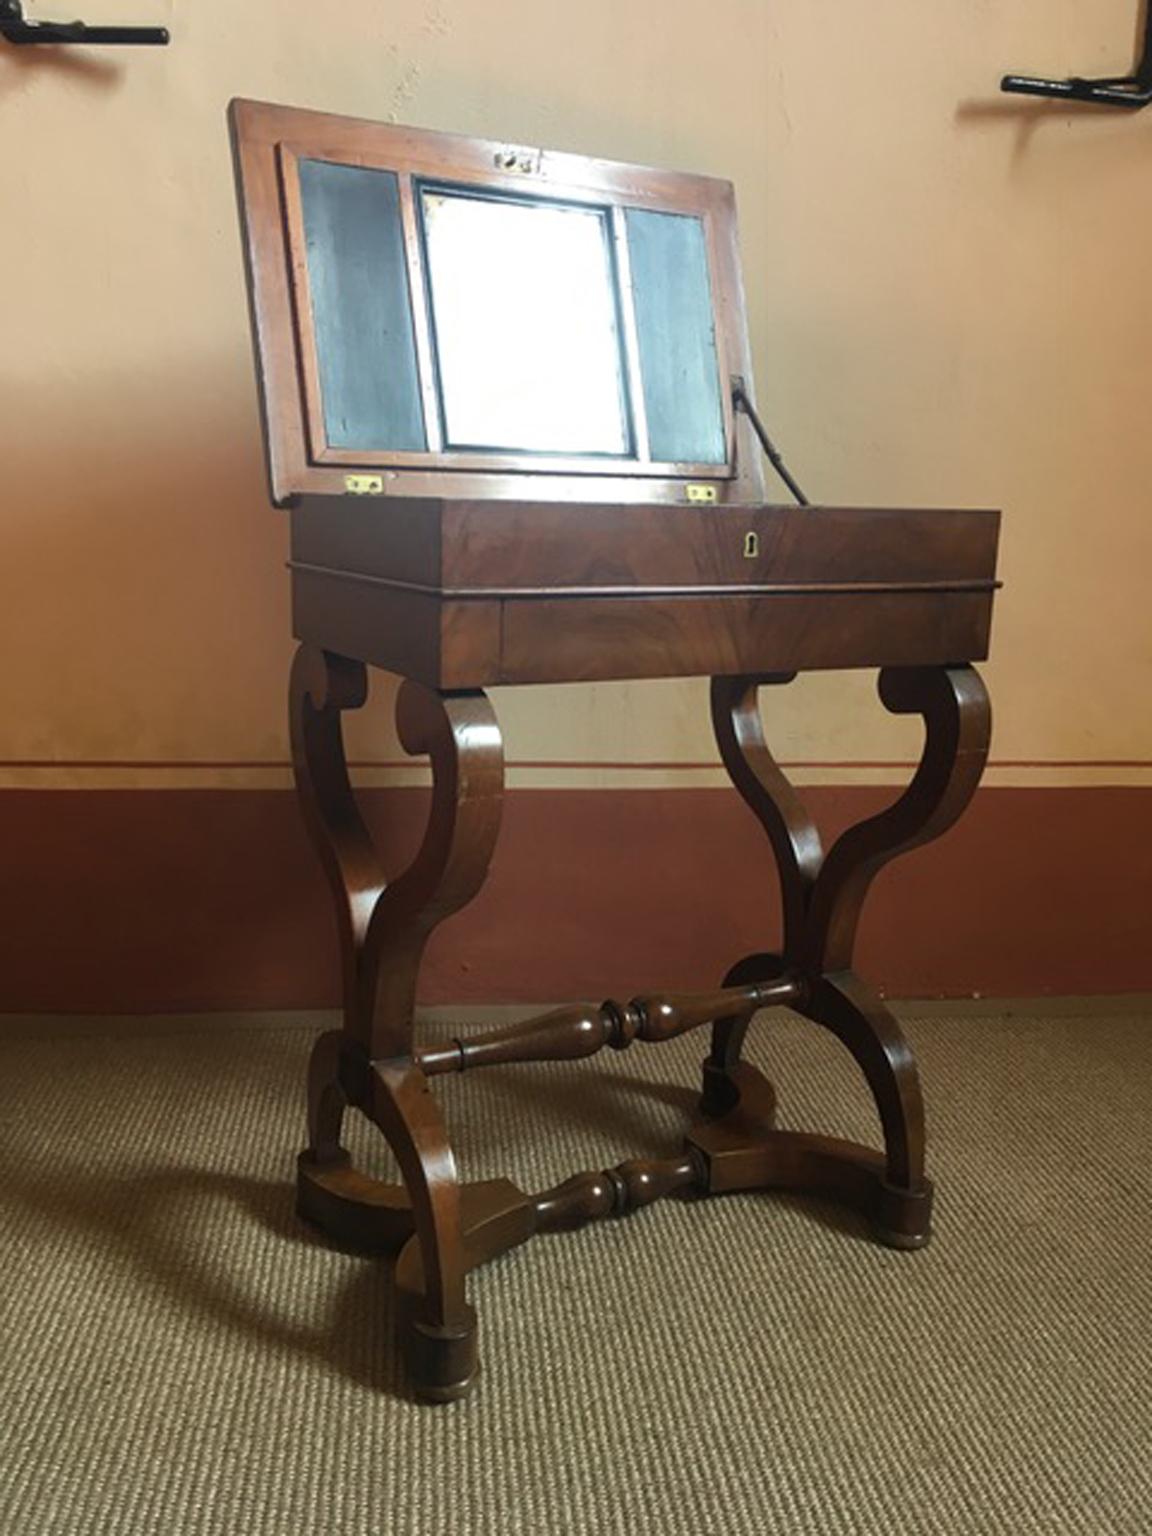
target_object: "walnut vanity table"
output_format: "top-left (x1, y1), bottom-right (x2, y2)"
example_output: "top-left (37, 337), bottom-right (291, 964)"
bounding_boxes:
top-left (230, 99), bottom-right (998, 1402)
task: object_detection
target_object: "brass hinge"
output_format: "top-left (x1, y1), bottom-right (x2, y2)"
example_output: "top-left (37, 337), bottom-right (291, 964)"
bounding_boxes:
top-left (344, 474), bottom-right (384, 496)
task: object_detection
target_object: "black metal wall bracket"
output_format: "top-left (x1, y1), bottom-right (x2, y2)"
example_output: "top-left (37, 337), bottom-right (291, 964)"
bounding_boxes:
top-left (0, 0), bottom-right (168, 44)
top-left (1001, 4), bottom-right (1152, 108)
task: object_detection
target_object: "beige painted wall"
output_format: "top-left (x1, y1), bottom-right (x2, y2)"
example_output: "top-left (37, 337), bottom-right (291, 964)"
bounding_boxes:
top-left (3, 0), bottom-right (1150, 792)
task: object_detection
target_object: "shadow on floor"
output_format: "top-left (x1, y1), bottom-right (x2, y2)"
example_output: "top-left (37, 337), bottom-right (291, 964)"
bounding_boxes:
top-left (2, 1046), bottom-right (884, 1403)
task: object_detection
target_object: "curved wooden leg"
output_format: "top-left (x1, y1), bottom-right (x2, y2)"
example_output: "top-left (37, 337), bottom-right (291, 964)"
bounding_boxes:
top-left (365, 1061), bottom-right (476, 1401)
top-left (290, 646), bottom-right (504, 1059)
top-left (709, 673), bottom-right (824, 954)
top-left (802, 666), bottom-right (992, 974)
top-left (290, 646), bottom-right (504, 1399)
top-left (703, 665), bottom-right (991, 1245)
top-left (799, 973), bottom-right (933, 1247)
top-left (703, 675), bottom-right (823, 1115)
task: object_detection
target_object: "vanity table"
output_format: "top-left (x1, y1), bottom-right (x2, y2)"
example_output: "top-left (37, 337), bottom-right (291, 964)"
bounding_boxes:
top-left (230, 99), bottom-right (998, 1401)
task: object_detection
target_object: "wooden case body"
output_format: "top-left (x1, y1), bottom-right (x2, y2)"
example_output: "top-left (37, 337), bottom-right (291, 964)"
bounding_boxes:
top-left (290, 497), bottom-right (1000, 688)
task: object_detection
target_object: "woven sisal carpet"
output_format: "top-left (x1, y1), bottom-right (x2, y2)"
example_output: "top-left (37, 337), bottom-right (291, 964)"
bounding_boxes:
top-left (0, 1006), bottom-right (1148, 1535)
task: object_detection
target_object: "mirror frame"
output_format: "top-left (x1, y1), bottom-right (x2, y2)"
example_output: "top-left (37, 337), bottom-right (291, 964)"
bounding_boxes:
top-left (417, 184), bottom-right (635, 460)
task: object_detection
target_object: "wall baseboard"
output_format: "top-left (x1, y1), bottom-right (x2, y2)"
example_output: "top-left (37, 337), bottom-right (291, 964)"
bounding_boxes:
top-left (0, 786), bottom-right (1148, 1012)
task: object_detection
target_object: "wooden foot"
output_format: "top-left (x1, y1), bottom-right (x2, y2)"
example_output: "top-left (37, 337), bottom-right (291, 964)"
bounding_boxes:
top-left (692, 1063), bottom-right (933, 1248)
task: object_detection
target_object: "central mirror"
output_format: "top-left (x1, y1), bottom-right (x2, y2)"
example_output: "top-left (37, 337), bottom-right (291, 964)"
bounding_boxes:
top-left (420, 186), bottom-right (632, 457)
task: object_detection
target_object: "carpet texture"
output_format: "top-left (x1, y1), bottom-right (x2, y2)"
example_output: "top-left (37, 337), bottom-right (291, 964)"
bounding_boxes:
top-left (0, 1006), bottom-right (1149, 1535)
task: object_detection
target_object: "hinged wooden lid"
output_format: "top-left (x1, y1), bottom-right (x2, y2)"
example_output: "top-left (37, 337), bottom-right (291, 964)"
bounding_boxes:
top-left (229, 99), bottom-right (764, 508)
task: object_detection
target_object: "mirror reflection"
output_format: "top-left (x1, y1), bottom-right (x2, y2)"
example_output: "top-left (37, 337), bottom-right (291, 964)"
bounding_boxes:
top-left (421, 188), bottom-right (631, 456)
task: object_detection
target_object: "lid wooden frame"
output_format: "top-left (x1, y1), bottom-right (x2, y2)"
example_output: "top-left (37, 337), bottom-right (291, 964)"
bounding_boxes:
top-left (229, 98), bottom-right (765, 507)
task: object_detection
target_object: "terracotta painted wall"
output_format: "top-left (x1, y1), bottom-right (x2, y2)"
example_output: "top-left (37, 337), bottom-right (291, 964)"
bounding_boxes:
top-left (1, 1), bottom-right (1149, 1007)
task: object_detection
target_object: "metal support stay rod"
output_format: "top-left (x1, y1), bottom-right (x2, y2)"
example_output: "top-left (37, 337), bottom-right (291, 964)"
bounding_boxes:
top-left (731, 378), bottom-right (810, 506)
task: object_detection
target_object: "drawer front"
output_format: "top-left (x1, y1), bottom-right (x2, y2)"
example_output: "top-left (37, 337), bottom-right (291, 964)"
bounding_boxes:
top-left (495, 589), bottom-right (994, 686)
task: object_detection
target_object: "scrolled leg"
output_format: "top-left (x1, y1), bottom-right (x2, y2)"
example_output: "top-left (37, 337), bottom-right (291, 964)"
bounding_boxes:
top-left (290, 647), bottom-right (504, 1399)
top-left (705, 665), bottom-right (991, 1245)
top-left (704, 675), bottom-right (823, 1113)
top-left (361, 679), bottom-right (504, 1060)
top-left (291, 646), bottom-right (504, 1057)
top-left (709, 673), bottom-right (823, 955)
top-left (803, 665), bottom-right (991, 973)
top-left (290, 647), bottom-right (381, 1042)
